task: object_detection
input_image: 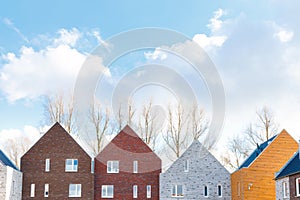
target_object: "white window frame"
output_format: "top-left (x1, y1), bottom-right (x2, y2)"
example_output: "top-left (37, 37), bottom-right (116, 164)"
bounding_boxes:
top-left (204, 185), bottom-right (209, 197)
top-left (69, 184), bottom-right (81, 197)
top-left (30, 183), bottom-right (35, 197)
top-left (133, 185), bottom-right (138, 198)
top-left (147, 185), bottom-right (151, 198)
top-left (102, 185), bottom-right (114, 198)
top-left (107, 161), bottom-right (119, 173)
top-left (218, 184), bottom-right (222, 197)
top-left (133, 161), bottom-right (138, 173)
top-left (44, 184), bottom-right (49, 197)
top-left (283, 181), bottom-right (288, 198)
top-left (296, 178), bottom-right (300, 196)
top-left (65, 159), bottom-right (78, 172)
top-left (184, 160), bottom-right (189, 172)
top-left (45, 158), bottom-right (50, 172)
top-left (172, 185), bottom-right (183, 197)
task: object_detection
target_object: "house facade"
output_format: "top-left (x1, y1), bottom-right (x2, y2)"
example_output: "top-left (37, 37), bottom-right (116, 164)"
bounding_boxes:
top-left (21, 122), bottom-right (94, 199)
top-left (94, 125), bottom-right (162, 199)
top-left (160, 140), bottom-right (231, 200)
top-left (231, 129), bottom-right (298, 200)
top-left (275, 150), bottom-right (300, 200)
top-left (0, 150), bottom-right (22, 200)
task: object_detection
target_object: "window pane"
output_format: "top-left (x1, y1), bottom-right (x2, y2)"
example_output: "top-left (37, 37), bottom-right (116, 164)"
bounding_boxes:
top-left (147, 185), bottom-right (151, 198)
top-left (102, 186), bottom-right (107, 196)
top-left (218, 185), bottom-right (222, 196)
top-left (172, 186), bottom-right (176, 196)
top-left (108, 186), bottom-right (113, 196)
top-left (177, 185), bottom-right (183, 195)
top-left (204, 186), bottom-right (208, 196)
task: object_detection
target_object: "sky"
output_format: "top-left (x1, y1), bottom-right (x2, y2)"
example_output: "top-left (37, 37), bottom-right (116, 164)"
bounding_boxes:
top-left (0, 0), bottom-right (300, 155)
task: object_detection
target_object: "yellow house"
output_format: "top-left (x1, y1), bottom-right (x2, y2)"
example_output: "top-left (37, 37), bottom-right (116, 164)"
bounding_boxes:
top-left (231, 129), bottom-right (298, 200)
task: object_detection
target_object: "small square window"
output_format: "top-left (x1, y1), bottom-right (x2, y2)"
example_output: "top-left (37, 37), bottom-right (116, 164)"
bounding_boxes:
top-left (65, 159), bottom-right (78, 172)
top-left (69, 184), bottom-right (81, 197)
top-left (107, 161), bottom-right (119, 173)
top-left (102, 185), bottom-right (114, 198)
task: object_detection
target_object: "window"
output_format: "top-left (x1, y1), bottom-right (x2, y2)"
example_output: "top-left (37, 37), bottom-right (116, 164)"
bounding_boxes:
top-left (204, 185), bottom-right (209, 197)
top-left (133, 185), bottom-right (138, 198)
top-left (283, 181), bottom-right (288, 198)
top-left (45, 158), bottom-right (50, 172)
top-left (147, 185), bottom-right (151, 198)
top-left (102, 185), bottom-right (114, 198)
top-left (69, 184), bottom-right (81, 197)
top-left (133, 161), bottom-right (138, 173)
top-left (296, 178), bottom-right (300, 196)
top-left (30, 184), bottom-right (35, 197)
top-left (44, 184), bottom-right (49, 197)
top-left (65, 159), bottom-right (78, 172)
top-left (218, 185), bottom-right (222, 197)
top-left (107, 161), bottom-right (119, 173)
top-left (237, 182), bottom-right (240, 197)
top-left (172, 185), bottom-right (183, 197)
top-left (91, 159), bottom-right (94, 173)
top-left (184, 160), bottom-right (189, 172)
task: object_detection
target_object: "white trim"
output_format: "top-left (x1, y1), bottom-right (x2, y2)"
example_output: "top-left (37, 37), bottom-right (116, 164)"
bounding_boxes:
top-left (69, 184), bottom-right (81, 197)
top-left (65, 159), bottom-right (78, 172)
top-left (102, 185), bottom-right (114, 198)
top-left (30, 184), bottom-right (35, 197)
top-left (283, 181), bottom-right (288, 198)
top-left (296, 178), bottom-right (300, 196)
top-left (107, 161), bottom-right (119, 173)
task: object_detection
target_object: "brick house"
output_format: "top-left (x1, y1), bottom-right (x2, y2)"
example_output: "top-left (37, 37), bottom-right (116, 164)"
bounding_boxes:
top-left (160, 140), bottom-right (231, 199)
top-left (231, 129), bottom-right (298, 200)
top-left (0, 150), bottom-right (22, 200)
top-left (94, 125), bottom-right (161, 199)
top-left (21, 122), bottom-right (94, 199)
top-left (275, 147), bottom-right (300, 200)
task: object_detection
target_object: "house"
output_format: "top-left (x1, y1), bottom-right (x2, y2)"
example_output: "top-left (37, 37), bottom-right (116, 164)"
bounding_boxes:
top-left (0, 150), bottom-right (22, 200)
top-left (94, 125), bottom-right (162, 199)
top-left (275, 147), bottom-right (300, 200)
top-left (160, 140), bottom-right (231, 199)
top-left (231, 129), bottom-right (298, 200)
top-left (21, 122), bottom-right (94, 199)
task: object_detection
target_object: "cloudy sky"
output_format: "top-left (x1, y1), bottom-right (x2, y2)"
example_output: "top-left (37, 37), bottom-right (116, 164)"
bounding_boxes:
top-left (0, 0), bottom-right (300, 153)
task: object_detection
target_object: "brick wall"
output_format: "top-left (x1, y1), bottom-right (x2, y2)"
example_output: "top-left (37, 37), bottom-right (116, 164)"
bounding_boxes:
top-left (21, 123), bottom-right (94, 200)
top-left (276, 176), bottom-right (290, 200)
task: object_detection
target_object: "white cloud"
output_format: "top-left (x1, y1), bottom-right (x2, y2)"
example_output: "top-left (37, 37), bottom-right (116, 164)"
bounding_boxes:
top-left (144, 48), bottom-right (168, 60)
top-left (274, 29), bottom-right (294, 43)
top-left (207, 9), bottom-right (226, 33)
top-left (2, 17), bottom-right (29, 43)
top-left (54, 28), bottom-right (81, 47)
top-left (193, 34), bottom-right (227, 49)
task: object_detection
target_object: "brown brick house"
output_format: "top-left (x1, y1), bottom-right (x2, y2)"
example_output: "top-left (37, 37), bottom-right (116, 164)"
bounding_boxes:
top-left (21, 122), bottom-right (94, 199)
top-left (94, 125), bottom-right (161, 199)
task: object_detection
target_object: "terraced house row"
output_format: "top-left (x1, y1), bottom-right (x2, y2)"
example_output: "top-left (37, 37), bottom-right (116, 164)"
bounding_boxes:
top-left (0, 122), bottom-right (300, 199)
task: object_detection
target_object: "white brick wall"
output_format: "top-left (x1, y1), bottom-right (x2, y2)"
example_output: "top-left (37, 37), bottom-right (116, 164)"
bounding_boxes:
top-left (276, 177), bottom-right (290, 200)
top-left (0, 164), bottom-right (22, 200)
top-left (160, 140), bottom-right (231, 200)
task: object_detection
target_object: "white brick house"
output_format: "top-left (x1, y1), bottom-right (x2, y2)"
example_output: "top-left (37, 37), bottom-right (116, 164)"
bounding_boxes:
top-left (0, 150), bottom-right (22, 200)
top-left (160, 140), bottom-right (231, 199)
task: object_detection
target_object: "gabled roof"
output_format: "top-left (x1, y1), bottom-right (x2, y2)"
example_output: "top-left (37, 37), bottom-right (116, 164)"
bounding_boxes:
top-left (0, 149), bottom-right (19, 171)
top-left (239, 134), bottom-right (277, 169)
top-left (275, 151), bottom-right (300, 180)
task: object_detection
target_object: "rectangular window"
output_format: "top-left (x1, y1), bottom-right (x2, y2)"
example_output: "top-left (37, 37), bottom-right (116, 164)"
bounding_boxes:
top-left (133, 161), bottom-right (138, 173)
top-left (133, 185), bottom-right (138, 198)
top-left (44, 184), bottom-right (49, 197)
top-left (65, 159), bottom-right (78, 172)
top-left (91, 159), bottom-right (94, 173)
top-left (30, 184), bottom-right (35, 197)
top-left (184, 160), bottom-right (189, 172)
top-left (102, 185), bottom-right (114, 198)
top-left (296, 178), bottom-right (300, 196)
top-left (172, 185), bottom-right (183, 197)
top-left (218, 185), bottom-right (222, 197)
top-left (147, 185), bottom-right (151, 198)
top-left (69, 184), bottom-right (81, 197)
top-left (45, 158), bottom-right (50, 172)
top-left (107, 161), bottom-right (119, 173)
top-left (283, 181), bottom-right (288, 198)
top-left (204, 185), bottom-right (209, 197)
top-left (237, 182), bottom-right (240, 197)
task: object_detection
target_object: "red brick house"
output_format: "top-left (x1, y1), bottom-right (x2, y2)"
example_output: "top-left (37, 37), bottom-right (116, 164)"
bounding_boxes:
top-left (21, 122), bottom-right (94, 199)
top-left (94, 125), bottom-right (161, 199)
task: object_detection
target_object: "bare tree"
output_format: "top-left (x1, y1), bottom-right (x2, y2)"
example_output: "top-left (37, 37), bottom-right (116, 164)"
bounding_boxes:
top-left (190, 104), bottom-right (209, 140)
top-left (45, 93), bottom-right (75, 134)
top-left (138, 100), bottom-right (160, 150)
top-left (163, 103), bottom-right (188, 158)
top-left (116, 99), bottom-right (136, 132)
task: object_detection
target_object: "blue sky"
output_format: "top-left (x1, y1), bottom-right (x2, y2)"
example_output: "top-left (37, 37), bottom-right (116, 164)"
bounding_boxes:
top-left (1, 0), bottom-right (300, 152)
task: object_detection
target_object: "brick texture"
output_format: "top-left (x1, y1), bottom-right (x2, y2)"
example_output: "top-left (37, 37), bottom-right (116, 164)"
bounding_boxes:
top-left (21, 122), bottom-right (94, 200)
top-left (94, 125), bottom-right (161, 200)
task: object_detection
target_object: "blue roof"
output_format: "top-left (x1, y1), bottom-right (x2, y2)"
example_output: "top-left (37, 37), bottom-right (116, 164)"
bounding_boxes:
top-left (275, 151), bottom-right (300, 179)
top-left (239, 134), bottom-right (277, 169)
top-left (0, 150), bottom-right (19, 170)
